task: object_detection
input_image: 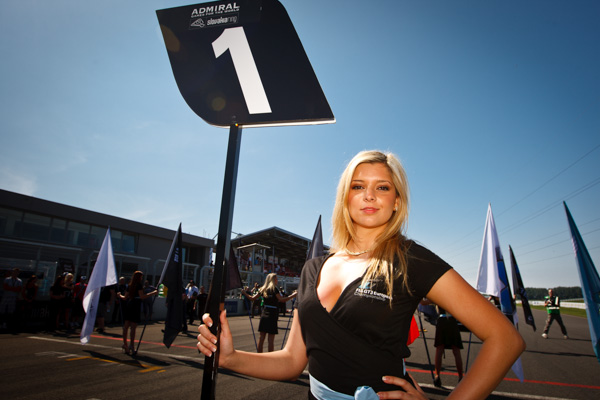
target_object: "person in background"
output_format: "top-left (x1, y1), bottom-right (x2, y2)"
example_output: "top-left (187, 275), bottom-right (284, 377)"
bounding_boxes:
top-left (21, 275), bottom-right (39, 328)
top-left (117, 271), bottom-right (157, 355)
top-left (49, 274), bottom-right (66, 331)
top-left (62, 273), bottom-right (75, 331)
top-left (251, 282), bottom-right (261, 317)
top-left (0, 268), bottom-right (23, 331)
top-left (111, 277), bottom-right (127, 324)
top-left (71, 275), bottom-right (87, 329)
top-left (241, 286), bottom-right (252, 317)
top-left (542, 289), bottom-right (568, 339)
top-left (279, 286), bottom-right (287, 316)
top-left (432, 303), bottom-right (464, 387)
top-left (96, 284), bottom-right (114, 334)
top-left (198, 150), bottom-right (525, 399)
top-left (196, 285), bottom-right (208, 320)
top-left (186, 280), bottom-right (199, 325)
top-left (142, 280), bottom-right (156, 321)
top-left (242, 273), bottom-right (297, 353)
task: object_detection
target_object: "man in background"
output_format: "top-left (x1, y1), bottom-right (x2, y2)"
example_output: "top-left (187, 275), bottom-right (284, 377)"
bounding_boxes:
top-left (542, 289), bottom-right (568, 339)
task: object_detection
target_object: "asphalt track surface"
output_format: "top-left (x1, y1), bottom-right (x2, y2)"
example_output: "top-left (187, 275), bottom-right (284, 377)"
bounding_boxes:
top-left (1, 307), bottom-right (599, 400)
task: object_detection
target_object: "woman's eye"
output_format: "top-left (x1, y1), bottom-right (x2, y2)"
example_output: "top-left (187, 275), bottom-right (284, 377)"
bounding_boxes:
top-left (351, 185), bottom-right (364, 190)
top-left (378, 186), bottom-right (390, 191)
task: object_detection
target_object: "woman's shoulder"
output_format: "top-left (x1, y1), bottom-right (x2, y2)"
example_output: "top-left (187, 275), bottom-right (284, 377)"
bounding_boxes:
top-left (300, 254), bottom-right (331, 277)
top-left (405, 240), bottom-right (448, 265)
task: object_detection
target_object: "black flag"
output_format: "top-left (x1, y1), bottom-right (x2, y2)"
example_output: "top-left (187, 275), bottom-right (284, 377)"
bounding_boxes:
top-left (509, 245), bottom-right (536, 331)
top-left (307, 215), bottom-right (324, 261)
top-left (226, 246), bottom-right (243, 292)
top-left (158, 223), bottom-right (184, 348)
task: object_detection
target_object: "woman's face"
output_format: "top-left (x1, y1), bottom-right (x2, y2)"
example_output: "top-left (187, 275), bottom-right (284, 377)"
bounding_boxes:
top-left (347, 162), bottom-right (399, 234)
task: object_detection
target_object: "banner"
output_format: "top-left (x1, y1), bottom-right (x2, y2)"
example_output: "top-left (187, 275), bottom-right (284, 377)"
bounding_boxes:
top-left (307, 215), bottom-right (324, 261)
top-left (509, 246), bottom-right (536, 331)
top-left (476, 204), bottom-right (524, 382)
top-left (80, 228), bottom-right (117, 344)
top-left (564, 202), bottom-right (600, 364)
top-left (158, 223), bottom-right (184, 348)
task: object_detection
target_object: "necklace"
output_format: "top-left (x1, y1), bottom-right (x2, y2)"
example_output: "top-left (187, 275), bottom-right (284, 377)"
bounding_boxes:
top-left (344, 247), bottom-right (373, 256)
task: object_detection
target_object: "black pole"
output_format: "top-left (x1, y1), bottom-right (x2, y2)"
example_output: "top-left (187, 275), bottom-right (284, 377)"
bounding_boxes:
top-left (246, 300), bottom-right (258, 352)
top-left (280, 298), bottom-right (295, 349)
top-left (135, 295), bottom-right (157, 355)
top-left (465, 331), bottom-right (472, 372)
top-left (201, 124), bottom-right (242, 400)
top-left (416, 313), bottom-right (435, 382)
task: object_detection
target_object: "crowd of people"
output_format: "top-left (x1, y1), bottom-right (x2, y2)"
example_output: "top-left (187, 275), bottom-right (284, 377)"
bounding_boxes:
top-left (0, 268), bottom-right (167, 336)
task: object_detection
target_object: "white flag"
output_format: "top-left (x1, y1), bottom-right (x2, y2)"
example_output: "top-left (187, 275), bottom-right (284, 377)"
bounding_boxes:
top-left (80, 228), bottom-right (117, 344)
top-left (476, 204), bottom-right (505, 297)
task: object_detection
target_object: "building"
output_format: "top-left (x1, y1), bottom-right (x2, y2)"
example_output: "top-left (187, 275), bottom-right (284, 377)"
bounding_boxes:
top-left (0, 189), bottom-right (214, 300)
top-left (231, 226), bottom-right (329, 275)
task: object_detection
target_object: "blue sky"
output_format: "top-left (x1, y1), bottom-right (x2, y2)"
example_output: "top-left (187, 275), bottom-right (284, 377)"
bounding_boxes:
top-left (1, 0), bottom-right (598, 289)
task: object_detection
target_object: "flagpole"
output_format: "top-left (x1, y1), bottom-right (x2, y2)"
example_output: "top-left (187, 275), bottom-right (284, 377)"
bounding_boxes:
top-left (135, 295), bottom-right (157, 355)
top-left (465, 332), bottom-right (472, 372)
top-left (201, 124), bottom-right (243, 400)
top-left (246, 300), bottom-right (258, 351)
top-left (281, 298), bottom-right (295, 349)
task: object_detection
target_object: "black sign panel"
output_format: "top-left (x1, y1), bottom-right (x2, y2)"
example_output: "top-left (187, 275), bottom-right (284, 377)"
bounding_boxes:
top-left (157, 0), bottom-right (335, 127)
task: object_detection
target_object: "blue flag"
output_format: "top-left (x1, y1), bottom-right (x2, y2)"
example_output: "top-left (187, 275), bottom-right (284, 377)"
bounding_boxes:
top-left (496, 249), bottom-right (515, 318)
top-left (564, 202), bottom-right (600, 364)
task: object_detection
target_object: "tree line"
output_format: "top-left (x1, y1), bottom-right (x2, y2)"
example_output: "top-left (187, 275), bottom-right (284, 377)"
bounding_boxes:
top-left (524, 286), bottom-right (582, 300)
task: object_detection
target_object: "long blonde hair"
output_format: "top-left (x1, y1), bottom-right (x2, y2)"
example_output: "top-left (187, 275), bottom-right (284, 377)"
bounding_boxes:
top-left (331, 150), bottom-right (411, 303)
top-left (259, 273), bottom-right (278, 297)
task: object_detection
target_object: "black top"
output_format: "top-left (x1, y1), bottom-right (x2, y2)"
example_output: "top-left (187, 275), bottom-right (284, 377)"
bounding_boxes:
top-left (297, 240), bottom-right (452, 395)
top-left (262, 287), bottom-right (280, 308)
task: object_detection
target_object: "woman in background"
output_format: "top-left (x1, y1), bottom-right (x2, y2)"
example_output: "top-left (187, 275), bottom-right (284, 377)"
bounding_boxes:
top-left (117, 271), bottom-right (157, 355)
top-left (243, 273), bottom-right (297, 353)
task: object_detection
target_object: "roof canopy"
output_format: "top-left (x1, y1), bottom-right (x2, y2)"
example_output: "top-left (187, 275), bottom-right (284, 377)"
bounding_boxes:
top-left (231, 226), bottom-right (329, 271)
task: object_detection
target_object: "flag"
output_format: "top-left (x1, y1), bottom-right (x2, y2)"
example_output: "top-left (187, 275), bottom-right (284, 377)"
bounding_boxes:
top-left (476, 204), bottom-right (524, 382)
top-left (509, 245), bottom-right (536, 331)
top-left (158, 223), bottom-right (183, 348)
top-left (80, 228), bottom-right (117, 344)
top-left (564, 202), bottom-right (600, 364)
top-left (225, 246), bottom-right (243, 292)
top-left (307, 215), bottom-right (324, 261)
top-left (476, 204), bottom-right (505, 298)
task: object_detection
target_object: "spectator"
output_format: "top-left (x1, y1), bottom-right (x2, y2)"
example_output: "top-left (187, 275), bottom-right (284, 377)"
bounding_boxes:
top-left (542, 289), bottom-right (568, 339)
top-left (242, 273), bottom-right (297, 353)
top-left (0, 268), bottom-right (23, 331)
top-left (186, 280), bottom-right (199, 325)
top-left (142, 280), bottom-right (156, 321)
top-left (117, 271), bottom-right (157, 355)
top-left (71, 275), bottom-right (87, 329)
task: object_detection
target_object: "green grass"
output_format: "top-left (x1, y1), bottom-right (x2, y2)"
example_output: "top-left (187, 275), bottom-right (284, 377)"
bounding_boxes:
top-left (529, 304), bottom-right (588, 318)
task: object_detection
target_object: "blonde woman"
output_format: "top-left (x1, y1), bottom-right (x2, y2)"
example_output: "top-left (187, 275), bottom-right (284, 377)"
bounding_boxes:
top-left (199, 150), bottom-right (525, 399)
top-left (243, 273), bottom-right (297, 352)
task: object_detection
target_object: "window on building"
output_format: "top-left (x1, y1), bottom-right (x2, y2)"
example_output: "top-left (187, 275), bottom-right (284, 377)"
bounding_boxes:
top-left (0, 207), bottom-right (23, 237)
top-left (22, 213), bottom-right (51, 241)
top-left (121, 233), bottom-right (136, 253)
top-left (50, 218), bottom-right (67, 243)
top-left (89, 226), bottom-right (107, 249)
top-left (67, 222), bottom-right (91, 247)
